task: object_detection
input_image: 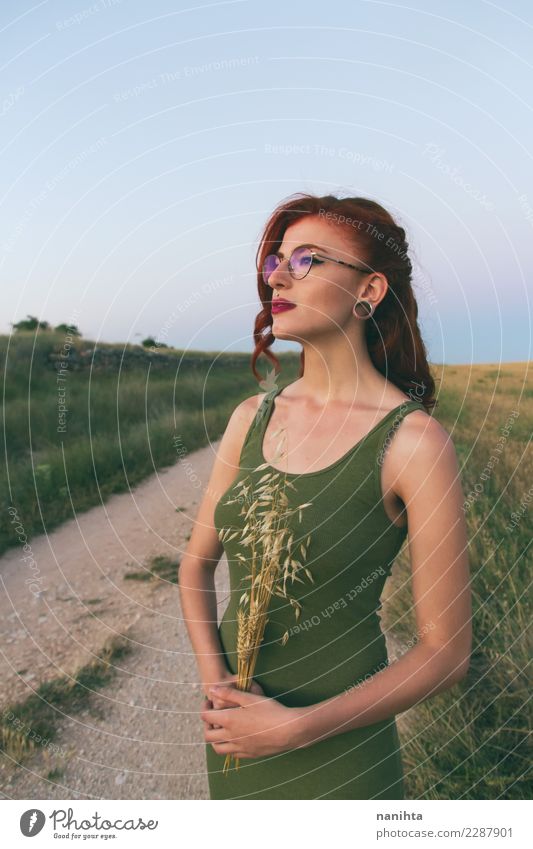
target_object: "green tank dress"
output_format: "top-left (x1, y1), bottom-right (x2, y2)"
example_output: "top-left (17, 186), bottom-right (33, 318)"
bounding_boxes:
top-left (203, 384), bottom-right (426, 800)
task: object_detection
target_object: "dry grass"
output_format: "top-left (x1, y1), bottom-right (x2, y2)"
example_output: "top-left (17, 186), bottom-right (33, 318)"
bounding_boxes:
top-left (217, 422), bottom-right (314, 774)
top-left (383, 362), bottom-right (531, 799)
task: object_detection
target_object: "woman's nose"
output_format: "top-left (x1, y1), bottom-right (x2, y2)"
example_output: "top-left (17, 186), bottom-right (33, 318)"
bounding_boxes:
top-left (268, 260), bottom-right (292, 287)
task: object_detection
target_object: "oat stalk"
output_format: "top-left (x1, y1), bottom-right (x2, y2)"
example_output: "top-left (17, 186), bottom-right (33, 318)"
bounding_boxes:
top-left (216, 419), bottom-right (314, 775)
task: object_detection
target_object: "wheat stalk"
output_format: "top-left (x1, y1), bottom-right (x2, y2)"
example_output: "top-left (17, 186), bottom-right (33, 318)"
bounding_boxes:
top-left (216, 418), bottom-right (314, 775)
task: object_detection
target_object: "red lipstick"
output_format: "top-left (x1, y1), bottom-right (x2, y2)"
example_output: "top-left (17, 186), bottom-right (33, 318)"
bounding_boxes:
top-left (271, 299), bottom-right (297, 314)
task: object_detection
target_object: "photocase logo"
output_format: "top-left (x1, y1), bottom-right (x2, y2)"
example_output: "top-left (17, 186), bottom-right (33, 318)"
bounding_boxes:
top-left (20, 809), bottom-right (46, 836)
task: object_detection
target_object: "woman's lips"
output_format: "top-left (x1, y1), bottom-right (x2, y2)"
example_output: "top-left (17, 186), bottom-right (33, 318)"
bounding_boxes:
top-left (271, 301), bottom-right (297, 314)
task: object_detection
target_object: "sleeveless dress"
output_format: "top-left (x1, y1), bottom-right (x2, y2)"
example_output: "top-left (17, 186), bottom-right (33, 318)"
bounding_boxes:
top-left (203, 384), bottom-right (426, 800)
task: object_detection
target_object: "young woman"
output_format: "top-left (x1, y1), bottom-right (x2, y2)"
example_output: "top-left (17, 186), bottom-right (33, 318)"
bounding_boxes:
top-left (179, 192), bottom-right (472, 800)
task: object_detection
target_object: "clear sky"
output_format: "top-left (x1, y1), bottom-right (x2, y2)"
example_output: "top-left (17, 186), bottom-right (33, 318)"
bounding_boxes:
top-left (1, 0), bottom-right (531, 364)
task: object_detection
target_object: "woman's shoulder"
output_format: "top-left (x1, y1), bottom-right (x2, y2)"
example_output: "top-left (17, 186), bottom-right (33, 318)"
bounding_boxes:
top-left (236, 390), bottom-right (271, 418)
top-left (229, 391), bottom-right (271, 435)
top-left (388, 402), bottom-right (456, 464)
top-left (385, 408), bottom-right (462, 522)
top-left (215, 391), bottom-right (270, 470)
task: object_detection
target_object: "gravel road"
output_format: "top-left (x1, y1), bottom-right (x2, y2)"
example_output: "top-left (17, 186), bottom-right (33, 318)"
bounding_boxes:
top-left (0, 440), bottom-right (228, 799)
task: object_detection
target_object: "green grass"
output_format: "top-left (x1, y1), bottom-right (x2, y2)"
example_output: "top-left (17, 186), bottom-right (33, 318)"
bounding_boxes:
top-left (124, 553), bottom-right (180, 584)
top-left (0, 331), bottom-right (298, 555)
top-left (0, 632), bottom-right (132, 764)
top-left (384, 362), bottom-right (531, 799)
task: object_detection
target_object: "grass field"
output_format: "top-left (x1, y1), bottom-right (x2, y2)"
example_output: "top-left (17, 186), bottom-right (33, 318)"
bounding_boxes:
top-left (1, 332), bottom-right (530, 798)
top-left (0, 331), bottom-right (296, 556)
top-left (386, 361), bottom-right (531, 799)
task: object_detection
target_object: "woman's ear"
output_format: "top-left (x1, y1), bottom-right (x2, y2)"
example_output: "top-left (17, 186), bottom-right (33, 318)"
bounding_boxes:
top-left (357, 272), bottom-right (388, 307)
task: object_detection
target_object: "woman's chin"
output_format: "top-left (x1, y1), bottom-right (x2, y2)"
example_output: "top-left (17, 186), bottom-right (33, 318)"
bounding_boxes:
top-left (272, 314), bottom-right (300, 338)
top-left (272, 327), bottom-right (299, 341)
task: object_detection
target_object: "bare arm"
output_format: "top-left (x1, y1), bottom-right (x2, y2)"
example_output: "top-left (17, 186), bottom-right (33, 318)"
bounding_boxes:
top-left (178, 392), bottom-right (264, 698)
top-left (291, 413), bottom-right (472, 748)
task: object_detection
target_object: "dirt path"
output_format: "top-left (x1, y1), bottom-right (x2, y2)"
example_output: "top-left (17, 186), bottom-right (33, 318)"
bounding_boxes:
top-left (0, 441), bottom-right (230, 799)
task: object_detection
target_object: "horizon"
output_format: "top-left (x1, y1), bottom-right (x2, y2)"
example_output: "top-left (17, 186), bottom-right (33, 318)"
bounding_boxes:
top-left (2, 328), bottom-right (530, 369)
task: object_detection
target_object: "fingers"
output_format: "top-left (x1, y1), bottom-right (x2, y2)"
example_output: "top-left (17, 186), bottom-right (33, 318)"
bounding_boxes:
top-left (210, 742), bottom-right (251, 757)
top-left (248, 679), bottom-right (266, 696)
top-left (210, 691), bottom-right (240, 710)
top-left (210, 696), bottom-right (225, 710)
top-left (202, 696), bottom-right (234, 729)
top-left (201, 698), bottom-right (222, 730)
top-left (211, 677), bottom-right (265, 697)
top-left (204, 725), bottom-right (231, 743)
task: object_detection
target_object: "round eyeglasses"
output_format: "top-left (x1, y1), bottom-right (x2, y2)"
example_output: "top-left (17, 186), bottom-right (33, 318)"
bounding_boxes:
top-left (262, 245), bottom-right (372, 285)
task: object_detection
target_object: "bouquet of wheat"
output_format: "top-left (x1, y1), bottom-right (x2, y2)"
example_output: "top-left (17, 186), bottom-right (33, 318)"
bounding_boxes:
top-left (216, 424), bottom-right (313, 775)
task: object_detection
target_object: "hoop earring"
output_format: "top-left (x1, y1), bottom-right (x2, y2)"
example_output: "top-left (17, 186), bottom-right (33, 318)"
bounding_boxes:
top-left (352, 299), bottom-right (375, 320)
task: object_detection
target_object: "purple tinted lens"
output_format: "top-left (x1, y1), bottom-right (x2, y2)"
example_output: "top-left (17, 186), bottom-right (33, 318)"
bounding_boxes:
top-left (262, 254), bottom-right (279, 283)
top-left (290, 246), bottom-right (313, 278)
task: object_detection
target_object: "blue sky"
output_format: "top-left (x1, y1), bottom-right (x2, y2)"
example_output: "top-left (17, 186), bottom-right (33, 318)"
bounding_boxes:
top-left (1, 0), bottom-right (531, 364)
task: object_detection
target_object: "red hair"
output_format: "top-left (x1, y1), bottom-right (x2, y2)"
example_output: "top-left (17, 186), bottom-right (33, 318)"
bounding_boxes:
top-left (251, 192), bottom-right (437, 412)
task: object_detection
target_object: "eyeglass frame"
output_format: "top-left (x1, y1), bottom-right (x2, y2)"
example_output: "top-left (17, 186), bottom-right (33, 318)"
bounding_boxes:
top-left (262, 245), bottom-right (373, 284)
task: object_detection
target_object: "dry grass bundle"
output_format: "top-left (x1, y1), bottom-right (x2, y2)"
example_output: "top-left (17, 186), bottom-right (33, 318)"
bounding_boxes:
top-left (217, 422), bottom-right (313, 774)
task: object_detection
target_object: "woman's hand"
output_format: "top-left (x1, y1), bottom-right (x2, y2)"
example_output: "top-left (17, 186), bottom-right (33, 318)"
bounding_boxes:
top-left (203, 670), bottom-right (266, 711)
top-left (202, 670), bottom-right (266, 730)
top-left (200, 685), bottom-right (299, 759)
